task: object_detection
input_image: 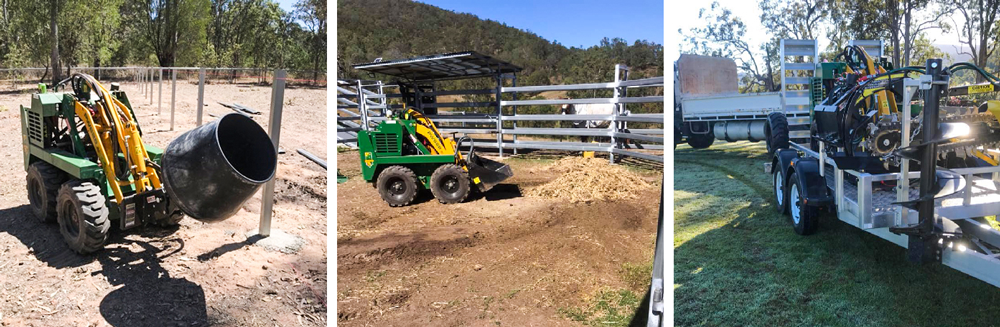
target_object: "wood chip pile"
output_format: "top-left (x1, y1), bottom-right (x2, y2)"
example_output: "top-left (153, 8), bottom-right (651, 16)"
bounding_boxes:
top-left (526, 157), bottom-right (652, 202)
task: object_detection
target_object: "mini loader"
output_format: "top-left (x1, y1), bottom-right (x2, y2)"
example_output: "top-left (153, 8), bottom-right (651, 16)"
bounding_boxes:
top-left (22, 73), bottom-right (276, 253)
top-left (357, 107), bottom-right (513, 206)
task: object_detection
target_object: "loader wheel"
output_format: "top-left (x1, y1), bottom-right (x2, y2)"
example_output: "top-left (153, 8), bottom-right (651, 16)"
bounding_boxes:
top-left (27, 162), bottom-right (67, 223)
top-left (788, 174), bottom-right (818, 235)
top-left (687, 133), bottom-right (715, 149)
top-left (773, 168), bottom-right (789, 215)
top-left (766, 112), bottom-right (790, 158)
top-left (56, 180), bottom-right (111, 254)
top-left (377, 166), bottom-right (418, 207)
top-left (430, 164), bottom-right (470, 204)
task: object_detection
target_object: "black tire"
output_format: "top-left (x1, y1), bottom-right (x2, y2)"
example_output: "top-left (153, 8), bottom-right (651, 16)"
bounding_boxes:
top-left (26, 162), bottom-right (67, 223)
top-left (687, 133), bottom-right (715, 149)
top-left (430, 164), bottom-right (470, 204)
top-left (788, 174), bottom-right (819, 235)
top-left (766, 112), bottom-right (790, 158)
top-left (56, 180), bottom-right (111, 254)
top-left (377, 165), bottom-right (419, 207)
top-left (773, 167), bottom-right (789, 215)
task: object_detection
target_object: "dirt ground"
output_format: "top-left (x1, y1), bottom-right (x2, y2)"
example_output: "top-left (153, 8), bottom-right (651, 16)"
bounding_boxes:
top-left (0, 79), bottom-right (327, 326)
top-left (336, 151), bottom-right (662, 326)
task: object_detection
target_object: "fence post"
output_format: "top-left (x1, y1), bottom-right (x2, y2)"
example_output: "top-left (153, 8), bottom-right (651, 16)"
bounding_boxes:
top-left (149, 68), bottom-right (153, 103)
top-left (610, 64), bottom-right (622, 164)
top-left (259, 69), bottom-right (286, 237)
top-left (170, 69), bottom-right (177, 131)
top-left (512, 74), bottom-right (518, 155)
top-left (197, 68), bottom-right (206, 126)
top-left (158, 68), bottom-right (163, 115)
top-left (357, 80), bottom-right (368, 131)
top-left (495, 74), bottom-right (503, 158)
top-left (377, 80), bottom-right (387, 117)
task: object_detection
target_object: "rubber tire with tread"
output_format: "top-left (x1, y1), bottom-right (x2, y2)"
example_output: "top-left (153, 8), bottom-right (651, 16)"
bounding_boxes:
top-left (773, 168), bottom-right (789, 215)
top-left (377, 166), bottom-right (419, 207)
top-left (687, 133), bottom-right (715, 149)
top-left (56, 180), bottom-right (111, 254)
top-left (766, 112), bottom-right (790, 158)
top-left (26, 162), bottom-right (67, 223)
top-left (430, 164), bottom-right (470, 204)
top-left (788, 174), bottom-right (819, 235)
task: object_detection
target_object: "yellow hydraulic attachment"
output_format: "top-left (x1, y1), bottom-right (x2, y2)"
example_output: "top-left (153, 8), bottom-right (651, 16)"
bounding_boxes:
top-left (71, 74), bottom-right (161, 203)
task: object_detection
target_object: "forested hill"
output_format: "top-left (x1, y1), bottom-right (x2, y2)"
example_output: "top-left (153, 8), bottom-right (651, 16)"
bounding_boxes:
top-left (337, 0), bottom-right (664, 87)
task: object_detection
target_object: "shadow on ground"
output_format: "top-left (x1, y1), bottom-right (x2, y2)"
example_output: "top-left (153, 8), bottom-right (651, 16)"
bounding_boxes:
top-left (0, 204), bottom-right (210, 326)
top-left (673, 143), bottom-right (1000, 327)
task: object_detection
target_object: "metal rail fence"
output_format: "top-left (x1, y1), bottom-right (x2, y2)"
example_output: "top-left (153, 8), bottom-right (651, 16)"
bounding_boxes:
top-left (336, 64), bottom-right (664, 163)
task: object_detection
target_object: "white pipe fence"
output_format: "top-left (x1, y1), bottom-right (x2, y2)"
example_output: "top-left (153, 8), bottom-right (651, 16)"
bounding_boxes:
top-left (336, 64), bottom-right (664, 163)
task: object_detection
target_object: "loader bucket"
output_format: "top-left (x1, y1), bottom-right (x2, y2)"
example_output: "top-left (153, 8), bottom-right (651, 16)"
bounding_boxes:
top-left (467, 153), bottom-right (513, 192)
top-left (161, 113), bottom-right (277, 222)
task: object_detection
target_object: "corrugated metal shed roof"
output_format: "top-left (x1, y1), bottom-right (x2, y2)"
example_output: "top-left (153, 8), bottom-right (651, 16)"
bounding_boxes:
top-left (352, 51), bottom-right (521, 82)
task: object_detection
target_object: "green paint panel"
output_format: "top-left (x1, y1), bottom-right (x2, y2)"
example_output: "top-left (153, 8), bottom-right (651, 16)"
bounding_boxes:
top-left (817, 62), bottom-right (847, 80)
top-left (29, 146), bottom-right (103, 180)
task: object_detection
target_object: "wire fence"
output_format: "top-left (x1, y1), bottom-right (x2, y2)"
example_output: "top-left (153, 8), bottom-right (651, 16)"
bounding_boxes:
top-left (337, 64), bottom-right (664, 163)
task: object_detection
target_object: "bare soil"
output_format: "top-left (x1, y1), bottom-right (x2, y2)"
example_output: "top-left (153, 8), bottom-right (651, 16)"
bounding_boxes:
top-left (0, 80), bottom-right (327, 326)
top-left (336, 151), bottom-right (662, 326)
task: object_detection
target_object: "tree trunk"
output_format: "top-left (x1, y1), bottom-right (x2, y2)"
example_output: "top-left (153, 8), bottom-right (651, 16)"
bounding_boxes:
top-left (50, 0), bottom-right (60, 86)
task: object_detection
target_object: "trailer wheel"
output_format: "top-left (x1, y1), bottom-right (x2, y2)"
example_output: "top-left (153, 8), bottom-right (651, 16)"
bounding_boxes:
top-left (687, 133), bottom-right (714, 149)
top-left (430, 164), bottom-right (470, 204)
top-left (56, 180), bottom-right (111, 254)
top-left (773, 168), bottom-right (789, 215)
top-left (766, 112), bottom-right (790, 158)
top-left (27, 162), bottom-right (67, 223)
top-left (788, 174), bottom-right (818, 235)
top-left (377, 165), bottom-right (418, 207)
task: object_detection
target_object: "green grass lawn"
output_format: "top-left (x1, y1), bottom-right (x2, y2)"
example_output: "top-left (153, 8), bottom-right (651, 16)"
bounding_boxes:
top-left (674, 141), bottom-right (1000, 327)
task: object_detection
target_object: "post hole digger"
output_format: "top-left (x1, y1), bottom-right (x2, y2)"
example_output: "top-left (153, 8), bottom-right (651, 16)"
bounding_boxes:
top-left (357, 107), bottom-right (513, 206)
top-left (21, 73), bottom-right (276, 254)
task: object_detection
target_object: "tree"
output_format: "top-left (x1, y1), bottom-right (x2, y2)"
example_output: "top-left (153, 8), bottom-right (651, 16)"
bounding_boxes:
top-left (951, 0), bottom-right (1000, 81)
top-left (123, 0), bottom-right (211, 67)
top-left (295, 0), bottom-right (325, 81)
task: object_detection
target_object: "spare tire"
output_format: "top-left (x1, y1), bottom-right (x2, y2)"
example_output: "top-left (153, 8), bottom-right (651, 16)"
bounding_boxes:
top-left (766, 112), bottom-right (790, 158)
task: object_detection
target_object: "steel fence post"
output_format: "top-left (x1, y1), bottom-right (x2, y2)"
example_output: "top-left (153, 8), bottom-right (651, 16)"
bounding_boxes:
top-left (259, 69), bottom-right (286, 237)
top-left (197, 68), bottom-right (206, 126)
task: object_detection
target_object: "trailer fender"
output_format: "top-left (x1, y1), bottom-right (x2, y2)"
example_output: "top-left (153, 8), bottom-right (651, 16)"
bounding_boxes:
top-left (772, 148), bottom-right (799, 176)
top-left (788, 157), bottom-right (833, 207)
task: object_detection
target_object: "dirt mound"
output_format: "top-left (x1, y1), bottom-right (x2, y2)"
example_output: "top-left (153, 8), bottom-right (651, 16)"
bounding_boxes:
top-left (526, 157), bottom-right (651, 202)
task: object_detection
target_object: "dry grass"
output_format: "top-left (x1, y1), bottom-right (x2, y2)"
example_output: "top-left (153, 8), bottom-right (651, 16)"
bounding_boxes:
top-left (525, 157), bottom-right (651, 203)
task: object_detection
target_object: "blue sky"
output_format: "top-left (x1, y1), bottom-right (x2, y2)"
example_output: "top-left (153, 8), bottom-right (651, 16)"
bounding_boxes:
top-left (274, 0), bottom-right (298, 13)
top-left (415, 0), bottom-right (664, 48)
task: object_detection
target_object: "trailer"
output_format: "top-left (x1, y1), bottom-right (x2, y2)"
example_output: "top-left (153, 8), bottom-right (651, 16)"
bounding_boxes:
top-left (768, 71), bottom-right (1000, 288)
top-left (675, 40), bottom-right (885, 154)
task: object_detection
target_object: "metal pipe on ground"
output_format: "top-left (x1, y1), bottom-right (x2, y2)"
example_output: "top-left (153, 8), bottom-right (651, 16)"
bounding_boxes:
top-left (297, 149), bottom-right (327, 169)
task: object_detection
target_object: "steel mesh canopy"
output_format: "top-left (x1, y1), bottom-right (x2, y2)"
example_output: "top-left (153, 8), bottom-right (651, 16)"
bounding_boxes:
top-left (352, 51), bottom-right (522, 82)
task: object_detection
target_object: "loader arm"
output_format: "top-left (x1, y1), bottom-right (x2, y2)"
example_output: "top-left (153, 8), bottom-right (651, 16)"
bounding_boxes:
top-left (67, 74), bottom-right (161, 203)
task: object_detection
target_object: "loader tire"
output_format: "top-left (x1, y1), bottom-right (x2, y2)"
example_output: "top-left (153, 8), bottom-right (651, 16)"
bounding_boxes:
top-left (766, 112), bottom-right (790, 158)
top-left (377, 166), bottom-right (418, 207)
top-left (57, 180), bottom-right (110, 254)
top-left (27, 161), bottom-right (67, 223)
top-left (430, 164), bottom-right (470, 204)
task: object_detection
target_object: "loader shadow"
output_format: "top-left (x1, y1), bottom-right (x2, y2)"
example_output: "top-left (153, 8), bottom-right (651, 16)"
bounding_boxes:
top-left (469, 183), bottom-right (522, 201)
top-left (0, 205), bottom-right (208, 326)
top-left (0, 204), bottom-right (182, 269)
top-left (95, 237), bottom-right (209, 327)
